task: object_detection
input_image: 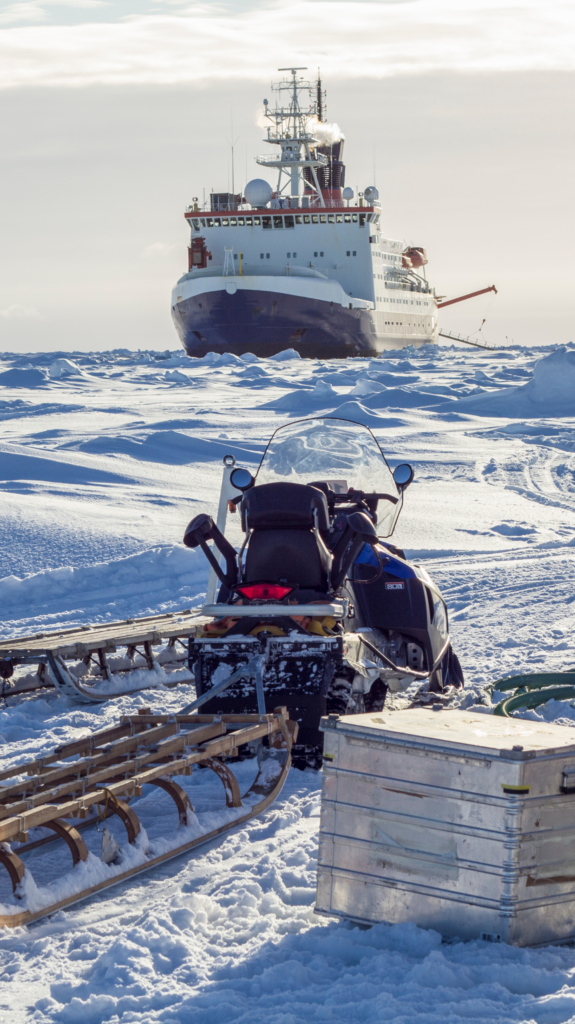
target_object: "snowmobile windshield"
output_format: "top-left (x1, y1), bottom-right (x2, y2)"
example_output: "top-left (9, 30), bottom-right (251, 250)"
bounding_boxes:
top-left (255, 417), bottom-right (402, 536)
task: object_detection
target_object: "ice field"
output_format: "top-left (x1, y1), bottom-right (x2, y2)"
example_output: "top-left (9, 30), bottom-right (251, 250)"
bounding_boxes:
top-left (1, 341), bottom-right (575, 1023)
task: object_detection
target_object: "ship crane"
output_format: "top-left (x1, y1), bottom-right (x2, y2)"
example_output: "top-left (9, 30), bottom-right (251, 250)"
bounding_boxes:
top-left (437, 285), bottom-right (497, 309)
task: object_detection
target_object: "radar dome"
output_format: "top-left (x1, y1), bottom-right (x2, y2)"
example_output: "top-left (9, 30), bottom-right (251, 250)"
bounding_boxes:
top-left (364, 185), bottom-right (379, 204)
top-left (342, 187), bottom-right (354, 200)
top-left (245, 179), bottom-right (273, 208)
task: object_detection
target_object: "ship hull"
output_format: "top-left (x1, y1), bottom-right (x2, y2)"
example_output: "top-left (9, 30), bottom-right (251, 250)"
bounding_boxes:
top-left (172, 282), bottom-right (434, 359)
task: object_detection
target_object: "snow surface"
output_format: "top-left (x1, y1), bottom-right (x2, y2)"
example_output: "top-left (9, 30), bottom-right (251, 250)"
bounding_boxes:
top-left (1, 342), bottom-right (575, 1022)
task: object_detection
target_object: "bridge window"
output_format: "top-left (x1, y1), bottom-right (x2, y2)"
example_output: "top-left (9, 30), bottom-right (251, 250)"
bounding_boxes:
top-left (273, 216), bottom-right (283, 228)
top-left (245, 217), bottom-right (252, 226)
top-left (262, 217), bottom-right (272, 229)
top-left (328, 215), bottom-right (335, 223)
top-left (303, 215), bottom-right (310, 224)
top-left (285, 215), bottom-right (295, 228)
top-left (336, 214), bottom-right (343, 223)
top-left (206, 218), bottom-right (214, 227)
top-left (344, 214), bottom-right (351, 223)
top-left (253, 217), bottom-right (261, 226)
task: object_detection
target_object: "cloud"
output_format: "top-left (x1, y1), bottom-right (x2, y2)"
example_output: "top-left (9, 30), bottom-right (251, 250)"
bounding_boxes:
top-left (0, 0), bottom-right (108, 25)
top-left (0, 1), bottom-right (573, 89)
top-left (1, 304), bottom-right (42, 319)
top-left (0, 3), bottom-right (46, 26)
top-left (140, 242), bottom-right (178, 259)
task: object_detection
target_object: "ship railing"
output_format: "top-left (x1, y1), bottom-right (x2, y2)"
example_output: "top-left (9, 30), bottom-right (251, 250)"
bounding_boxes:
top-left (256, 153), bottom-right (329, 168)
top-left (186, 199), bottom-right (379, 213)
top-left (385, 276), bottom-right (431, 295)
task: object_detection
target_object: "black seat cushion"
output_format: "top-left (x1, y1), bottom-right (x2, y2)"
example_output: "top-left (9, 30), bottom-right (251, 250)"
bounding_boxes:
top-left (244, 529), bottom-right (328, 590)
top-left (241, 482), bottom-right (329, 532)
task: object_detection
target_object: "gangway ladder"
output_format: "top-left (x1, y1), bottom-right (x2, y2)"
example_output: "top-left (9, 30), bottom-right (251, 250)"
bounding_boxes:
top-left (438, 329), bottom-right (502, 352)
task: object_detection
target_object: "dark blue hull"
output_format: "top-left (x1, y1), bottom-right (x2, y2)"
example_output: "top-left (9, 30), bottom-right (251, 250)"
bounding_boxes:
top-left (172, 287), bottom-right (428, 359)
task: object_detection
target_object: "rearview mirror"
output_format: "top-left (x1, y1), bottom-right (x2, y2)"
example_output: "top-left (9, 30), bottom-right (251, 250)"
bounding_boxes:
top-left (393, 463), bottom-right (414, 490)
top-left (230, 467), bottom-right (255, 492)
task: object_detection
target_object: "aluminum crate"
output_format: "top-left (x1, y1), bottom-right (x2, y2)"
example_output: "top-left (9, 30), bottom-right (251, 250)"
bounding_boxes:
top-left (315, 708), bottom-right (575, 946)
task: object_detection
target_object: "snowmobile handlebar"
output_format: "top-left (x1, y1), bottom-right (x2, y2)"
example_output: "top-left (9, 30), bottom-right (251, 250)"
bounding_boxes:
top-left (183, 514), bottom-right (238, 589)
top-left (306, 483), bottom-right (398, 506)
top-left (330, 490), bottom-right (399, 505)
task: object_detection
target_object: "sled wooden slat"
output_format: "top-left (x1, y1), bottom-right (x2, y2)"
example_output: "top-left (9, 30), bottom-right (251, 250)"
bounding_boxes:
top-left (0, 713), bottom-right (288, 843)
top-left (0, 609), bottom-right (208, 660)
top-left (0, 722), bottom-right (226, 815)
top-left (0, 709), bottom-right (295, 927)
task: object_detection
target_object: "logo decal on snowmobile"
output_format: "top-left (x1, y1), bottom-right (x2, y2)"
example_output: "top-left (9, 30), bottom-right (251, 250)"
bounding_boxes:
top-left (385, 582), bottom-right (405, 590)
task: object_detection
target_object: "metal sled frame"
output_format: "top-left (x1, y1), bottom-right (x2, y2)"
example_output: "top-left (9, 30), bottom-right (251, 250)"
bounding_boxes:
top-left (0, 707), bottom-right (295, 927)
top-left (0, 611), bottom-right (208, 702)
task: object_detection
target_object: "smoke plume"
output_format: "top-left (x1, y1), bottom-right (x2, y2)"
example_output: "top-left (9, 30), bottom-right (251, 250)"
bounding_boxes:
top-left (307, 118), bottom-right (345, 145)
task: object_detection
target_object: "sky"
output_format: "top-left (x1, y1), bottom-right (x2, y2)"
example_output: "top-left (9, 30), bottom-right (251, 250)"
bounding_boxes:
top-left (0, 0), bottom-right (574, 352)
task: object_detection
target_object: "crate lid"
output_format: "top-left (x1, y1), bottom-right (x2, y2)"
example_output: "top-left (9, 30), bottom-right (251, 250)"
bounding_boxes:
top-left (322, 709), bottom-right (575, 759)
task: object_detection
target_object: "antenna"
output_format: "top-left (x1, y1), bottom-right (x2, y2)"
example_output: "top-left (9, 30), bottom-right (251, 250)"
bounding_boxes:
top-left (226, 111), bottom-right (240, 203)
top-left (317, 68), bottom-right (324, 123)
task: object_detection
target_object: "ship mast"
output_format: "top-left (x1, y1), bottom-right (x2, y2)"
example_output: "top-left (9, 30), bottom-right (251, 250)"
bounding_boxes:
top-left (256, 67), bottom-right (327, 208)
top-left (316, 69), bottom-right (324, 123)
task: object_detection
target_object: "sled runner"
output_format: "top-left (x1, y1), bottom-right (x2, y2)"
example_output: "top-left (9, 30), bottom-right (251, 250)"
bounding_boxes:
top-left (0, 704), bottom-right (296, 927)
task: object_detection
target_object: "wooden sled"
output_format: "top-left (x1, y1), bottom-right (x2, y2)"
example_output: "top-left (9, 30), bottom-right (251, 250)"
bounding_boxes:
top-left (0, 609), bottom-right (208, 703)
top-left (0, 706), bottom-right (296, 927)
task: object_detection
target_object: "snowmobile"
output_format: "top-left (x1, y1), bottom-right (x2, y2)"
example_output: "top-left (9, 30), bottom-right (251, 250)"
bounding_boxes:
top-left (184, 416), bottom-right (464, 767)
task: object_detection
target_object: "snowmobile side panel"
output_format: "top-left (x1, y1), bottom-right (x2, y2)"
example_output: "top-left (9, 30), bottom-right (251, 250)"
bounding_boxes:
top-left (347, 568), bottom-right (449, 675)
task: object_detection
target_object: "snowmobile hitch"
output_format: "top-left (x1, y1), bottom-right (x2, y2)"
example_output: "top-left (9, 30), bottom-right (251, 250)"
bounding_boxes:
top-left (0, 706), bottom-right (296, 928)
top-left (180, 654), bottom-right (267, 715)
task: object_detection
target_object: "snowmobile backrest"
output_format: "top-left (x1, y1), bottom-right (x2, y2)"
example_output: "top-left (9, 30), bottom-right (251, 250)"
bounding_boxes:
top-left (241, 482), bottom-right (330, 533)
top-left (243, 528), bottom-right (329, 591)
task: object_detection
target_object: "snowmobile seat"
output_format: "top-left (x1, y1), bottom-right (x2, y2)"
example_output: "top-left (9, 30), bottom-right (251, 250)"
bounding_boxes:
top-left (240, 483), bottom-right (331, 591)
top-left (240, 482), bottom-right (329, 531)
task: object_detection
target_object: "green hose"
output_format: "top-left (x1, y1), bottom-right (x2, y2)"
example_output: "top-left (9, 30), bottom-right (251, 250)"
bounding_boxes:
top-left (494, 685), bottom-right (575, 717)
top-left (491, 672), bottom-right (575, 694)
